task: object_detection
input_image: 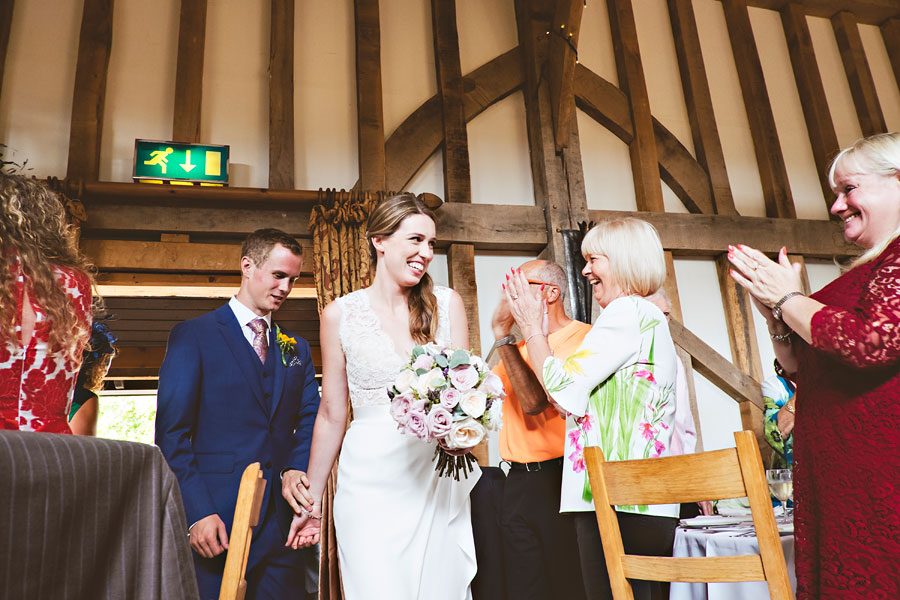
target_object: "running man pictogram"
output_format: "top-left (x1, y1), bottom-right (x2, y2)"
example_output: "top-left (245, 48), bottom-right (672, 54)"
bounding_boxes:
top-left (143, 147), bottom-right (174, 174)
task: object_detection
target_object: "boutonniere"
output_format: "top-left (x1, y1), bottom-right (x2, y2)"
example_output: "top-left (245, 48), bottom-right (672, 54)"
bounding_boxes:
top-left (274, 323), bottom-right (301, 367)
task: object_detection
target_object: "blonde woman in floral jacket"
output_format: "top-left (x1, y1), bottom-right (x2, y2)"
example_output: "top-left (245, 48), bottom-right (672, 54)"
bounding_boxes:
top-left (505, 218), bottom-right (679, 600)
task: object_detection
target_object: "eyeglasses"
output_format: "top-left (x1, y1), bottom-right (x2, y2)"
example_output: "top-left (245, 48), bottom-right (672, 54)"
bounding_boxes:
top-left (526, 280), bottom-right (559, 289)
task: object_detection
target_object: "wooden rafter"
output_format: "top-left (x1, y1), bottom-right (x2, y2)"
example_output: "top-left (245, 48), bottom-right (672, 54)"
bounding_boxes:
top-left (722, 0), bottom-right (900, 26)
top-left (832, 10), bottom-right (888, 137)
top-left (882, 18), bottom-right (900, 90)
top-left (0, 0), bottom-right (13, 103)
top-left (66, 0), bottom-right (113, 181)
top-left (354, 0), bottom-right (385, 191)
top-left (269, 0), bottom-right (295, 189)
top-left (721, 0), bottom-right (796, 219)
top-left (547, 0), bottom-right (584, 151)
top-left (781, 2), bottom-right (840, 206)
top-left (607, 0), bottom-right (664, 213)
top-left (172, 0), bottom-right (206, 143)
top-left (668, 0), bottom-right (736, 215)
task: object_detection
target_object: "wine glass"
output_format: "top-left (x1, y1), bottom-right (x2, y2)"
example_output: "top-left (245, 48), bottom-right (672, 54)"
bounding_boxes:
top-left (766, 469), bottom-right (793, 524)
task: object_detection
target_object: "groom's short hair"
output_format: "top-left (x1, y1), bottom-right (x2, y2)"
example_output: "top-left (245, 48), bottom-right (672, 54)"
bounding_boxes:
top-left (241, 228), bottom-right (303, 266)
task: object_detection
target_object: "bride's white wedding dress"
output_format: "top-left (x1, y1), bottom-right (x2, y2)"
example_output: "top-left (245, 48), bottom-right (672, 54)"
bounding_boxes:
top-left (333, 286), bottom-right (480, 599)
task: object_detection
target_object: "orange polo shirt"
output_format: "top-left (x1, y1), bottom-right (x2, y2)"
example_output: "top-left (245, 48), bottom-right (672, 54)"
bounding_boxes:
top-left (496, 319), bottom-right (592, 463)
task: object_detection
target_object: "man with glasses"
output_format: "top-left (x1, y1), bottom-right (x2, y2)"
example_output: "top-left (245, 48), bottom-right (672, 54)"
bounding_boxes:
top-left (491, 260), bottom-right (589, 600)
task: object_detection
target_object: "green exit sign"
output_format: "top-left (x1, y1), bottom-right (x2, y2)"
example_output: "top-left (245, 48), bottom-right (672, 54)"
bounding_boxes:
top-left (133, 139), bottom-right (229, 184)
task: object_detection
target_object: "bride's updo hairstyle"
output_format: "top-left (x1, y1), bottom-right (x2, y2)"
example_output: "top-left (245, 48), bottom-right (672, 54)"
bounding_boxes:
top-left (366, 193), bottom-right (439, 344)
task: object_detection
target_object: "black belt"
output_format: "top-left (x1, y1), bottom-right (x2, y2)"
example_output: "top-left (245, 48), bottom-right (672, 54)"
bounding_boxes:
top-left (506, 457), bottom-right (564, 472)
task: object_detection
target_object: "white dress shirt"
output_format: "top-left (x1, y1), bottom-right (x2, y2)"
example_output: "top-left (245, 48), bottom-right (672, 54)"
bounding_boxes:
top-left (228, 296), bottom-right (272, 347)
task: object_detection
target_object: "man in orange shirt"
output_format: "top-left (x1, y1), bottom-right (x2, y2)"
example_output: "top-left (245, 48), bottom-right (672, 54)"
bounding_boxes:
top-left (492, 260), bottom-right (588, 600)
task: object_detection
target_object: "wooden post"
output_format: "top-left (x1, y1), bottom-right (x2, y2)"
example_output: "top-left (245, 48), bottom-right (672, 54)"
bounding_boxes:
top-left (721, 0), bottom-right (796, 219)
top-left (269, 0), bottom-right (295, 189)
top-left (781, 3), bottom-right (840, 208)
top-left (172, 0), bottom-right (207, 143)
top-left (547, 0), bottom-right (584, 151)
top-left (882, 19), bottom-right (900, 93)
top-left (354, 0), bottom-right (385, 192)
top-left (607, 0), bottom-right (664, 213)
top-left (0, 0), bottom-right (13, 102)
top-left (66, 0), bottom-right (114, 182)
top-left (832, 10), bottom-right (887, 137)
top-left (667, 0), bottom-right (736, 216)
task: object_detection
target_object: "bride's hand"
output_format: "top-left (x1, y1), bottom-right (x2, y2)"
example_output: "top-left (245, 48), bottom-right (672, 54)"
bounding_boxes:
top-left (286, 511), bottom-right (322, 549)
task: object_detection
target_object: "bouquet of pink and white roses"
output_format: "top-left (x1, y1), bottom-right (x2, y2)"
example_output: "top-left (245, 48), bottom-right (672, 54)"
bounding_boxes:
top-left (388, 343), bottom-right (505, 480)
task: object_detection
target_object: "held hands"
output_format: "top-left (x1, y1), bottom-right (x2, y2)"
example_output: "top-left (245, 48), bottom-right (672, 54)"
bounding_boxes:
top-left (281, 469), bottom-right (314, 512)
top-left (190, 513), bottom-right (229, 558)
top-left (285, 504), bottom-right (322, 549)
top-left (727, 245), bottom-right (803, 316)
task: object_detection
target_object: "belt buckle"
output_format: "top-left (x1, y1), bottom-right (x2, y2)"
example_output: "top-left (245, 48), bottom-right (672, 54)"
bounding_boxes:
top-left (525, 461), bottom-right (541, 472)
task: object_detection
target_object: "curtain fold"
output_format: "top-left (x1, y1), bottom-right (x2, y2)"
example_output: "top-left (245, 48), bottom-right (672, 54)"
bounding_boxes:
top-left (309, 188), bottom-right (384, 600)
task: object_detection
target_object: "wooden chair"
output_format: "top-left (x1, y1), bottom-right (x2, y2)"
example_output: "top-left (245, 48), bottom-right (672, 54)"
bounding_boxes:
top-left (219, 462), bottom-right (267, 600)
top-left (584, 430), bottom-right (792, 600)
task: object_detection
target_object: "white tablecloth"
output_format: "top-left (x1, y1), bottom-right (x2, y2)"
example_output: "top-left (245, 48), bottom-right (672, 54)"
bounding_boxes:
top-left (669, 525), bottom-right (796, 600)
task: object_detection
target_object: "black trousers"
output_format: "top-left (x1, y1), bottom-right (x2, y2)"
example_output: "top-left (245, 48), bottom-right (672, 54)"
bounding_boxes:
top-left (500, 462), bottom-right (587, 600)
top-left (573, 511), bottom-right (677, 600)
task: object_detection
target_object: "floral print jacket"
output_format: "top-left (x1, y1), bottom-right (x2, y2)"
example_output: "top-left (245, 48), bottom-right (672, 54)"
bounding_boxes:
top-left (543, 296), bottom-right (679, 518)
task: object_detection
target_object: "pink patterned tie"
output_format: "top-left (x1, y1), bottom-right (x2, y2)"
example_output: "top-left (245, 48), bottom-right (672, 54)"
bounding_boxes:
top-left (248, 318), bottom-right (268, 364)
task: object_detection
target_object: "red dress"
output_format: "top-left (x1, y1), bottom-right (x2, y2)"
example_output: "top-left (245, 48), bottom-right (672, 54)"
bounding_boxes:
top-left (794, 238), bottom-right (900, 599)
top-left (0, 256), bottom-right (92, 433)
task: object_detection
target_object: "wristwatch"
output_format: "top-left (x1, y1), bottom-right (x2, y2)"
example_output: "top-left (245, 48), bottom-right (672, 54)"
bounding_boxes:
top-left (494, 334), bottom-right (516, 348)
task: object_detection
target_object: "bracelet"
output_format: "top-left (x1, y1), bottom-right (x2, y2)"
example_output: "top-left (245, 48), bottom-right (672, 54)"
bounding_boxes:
top-left (769, 330), bottom-right (793, 343)
top-left (524, 332), bottom-right (546, 345)
top-left (785, 402), bottom-right (795, 414)
top-left (772, 291), bottom-right (803, 321)
top-left (300, 506), bottom-right (323, 521)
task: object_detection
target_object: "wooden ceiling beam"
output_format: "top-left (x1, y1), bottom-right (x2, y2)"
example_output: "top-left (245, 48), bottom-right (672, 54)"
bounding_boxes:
top-left (268, 0), bottom-right (295, 189)
top-left (719, 0), bottom-right (900, 26)
top-left (172, 0), bottom-right (206, 142)
top-left (832, 10), bottom-right (888, 136)
top-left (66, 0), bottom-right (113, 182)
top-left (354, 0), bottom-right (385, 191)
top-left (548, 0), bottom-right (584, 151)
top-left (882, 18), bottom-right (900, 88)
top-left (0, 0), bottom-right (13, 102)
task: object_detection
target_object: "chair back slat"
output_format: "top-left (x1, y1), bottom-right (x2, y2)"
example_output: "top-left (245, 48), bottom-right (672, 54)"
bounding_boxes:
top-left (601, 449), bottom-right (747, 506)
top-left (219, 463), bottom-right (267, 600)
top-left (584, 431), bottom-right (794, 600)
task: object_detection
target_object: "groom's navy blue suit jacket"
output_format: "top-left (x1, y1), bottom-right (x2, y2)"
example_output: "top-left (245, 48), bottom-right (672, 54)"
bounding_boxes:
top-left (155, 303), bottom-right (320, 543)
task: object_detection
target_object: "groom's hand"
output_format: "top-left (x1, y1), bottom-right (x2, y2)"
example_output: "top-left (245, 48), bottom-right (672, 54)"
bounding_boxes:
top-left (190, 513), bottom-right (229, 558)
top-left (281, 469), bottom-right (313, 512)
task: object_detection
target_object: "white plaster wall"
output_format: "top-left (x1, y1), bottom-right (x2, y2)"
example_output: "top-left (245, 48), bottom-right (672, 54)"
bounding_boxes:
top-left (807, 16), bottom-right (864, 148)
top-left (201, 0), bottom-right (269, 188)
top-left (468, 92), bottom-right (533, 205)
top-left (578, 0), bottom-right (618, 86)
top-left (0, 0), bottom-right (82, 178)
top-left (578, 109), bottom-right (638, 211)
top-left (295, 0), bottom-right (358, 190)
top-left (456, 0), bottom-right (518, 76)
top-left (100, 0), bottom-right (178, 182)
top-left (859, 24), bottom-right (900, 133)
top-left (406, 150), bottom-right (444, 197)
top-left (749, 8), bottom-right (829, 221)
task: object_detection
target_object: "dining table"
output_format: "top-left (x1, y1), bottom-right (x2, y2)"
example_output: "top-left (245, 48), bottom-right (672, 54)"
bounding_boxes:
top-left (669, 514), bottom-right (796, 600)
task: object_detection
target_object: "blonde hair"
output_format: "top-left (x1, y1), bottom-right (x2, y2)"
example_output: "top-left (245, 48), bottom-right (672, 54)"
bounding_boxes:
top-left (581, 218), bottom-right (666, 296)
top-left (0, 174), bottom-right (94, 360)
top-left (366, 193), bottom-right (438, 344)
top-left (828, 132), bottom-right (900, 269)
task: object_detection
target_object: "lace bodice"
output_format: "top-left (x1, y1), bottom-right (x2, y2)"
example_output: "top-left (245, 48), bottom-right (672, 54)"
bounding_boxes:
top-left (337, 286), bottom-right (452, 408)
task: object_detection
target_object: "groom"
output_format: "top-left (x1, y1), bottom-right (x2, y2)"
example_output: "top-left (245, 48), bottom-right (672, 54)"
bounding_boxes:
top-left (156, 229), bottom-right (320, 599)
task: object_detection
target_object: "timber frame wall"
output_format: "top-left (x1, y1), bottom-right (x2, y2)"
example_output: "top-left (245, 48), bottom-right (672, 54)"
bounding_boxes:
top-left (2, 0), bottom-right (899, 451)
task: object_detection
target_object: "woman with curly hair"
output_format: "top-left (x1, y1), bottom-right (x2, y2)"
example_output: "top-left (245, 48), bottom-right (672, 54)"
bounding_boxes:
top-left (0, 173), bottom-right (94, 432)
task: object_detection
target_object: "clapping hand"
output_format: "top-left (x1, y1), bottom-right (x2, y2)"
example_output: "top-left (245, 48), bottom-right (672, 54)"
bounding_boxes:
top-left (727, 245), bottom-right (803, 311)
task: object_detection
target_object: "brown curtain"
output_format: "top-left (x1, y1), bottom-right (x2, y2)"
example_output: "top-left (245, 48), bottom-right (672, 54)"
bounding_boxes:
top-left (308, 188), bottom-right (384, 600)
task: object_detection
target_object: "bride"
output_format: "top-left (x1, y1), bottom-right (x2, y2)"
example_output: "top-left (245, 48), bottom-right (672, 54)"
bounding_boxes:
top-left (286, 193), bottom-right (481, 599)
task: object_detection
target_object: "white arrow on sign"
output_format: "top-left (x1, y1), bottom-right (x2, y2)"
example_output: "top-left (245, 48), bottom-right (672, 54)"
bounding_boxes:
top-left (181, 150), bottom-right (196, 173)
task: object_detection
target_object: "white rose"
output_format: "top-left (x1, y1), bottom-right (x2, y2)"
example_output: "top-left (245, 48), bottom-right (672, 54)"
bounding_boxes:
top-left (445, 418), bottom-right (487, 450)
top-left (478, 372), bottom-right (505, 398)
top-left (394, 368), bottom-right (418, 394)
top-left (459, 390), bottom-right (487, 419)
top-left (469, 354), bottom-right (486, 372)
top-left (415, 367), bottom-right (446, 395)
top-left (484, 399), bottom-right (504, 431)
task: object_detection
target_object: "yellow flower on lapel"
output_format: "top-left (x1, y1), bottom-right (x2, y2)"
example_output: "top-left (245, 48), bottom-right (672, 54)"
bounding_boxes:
top-left (274, 323), bottom-right (300, 367)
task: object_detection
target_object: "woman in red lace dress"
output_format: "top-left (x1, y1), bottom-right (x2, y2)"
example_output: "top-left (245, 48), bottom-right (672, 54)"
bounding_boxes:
top-left (0, 174), bottom-right (93, 433)
top-left (728, 132), bottom-right (900, 599)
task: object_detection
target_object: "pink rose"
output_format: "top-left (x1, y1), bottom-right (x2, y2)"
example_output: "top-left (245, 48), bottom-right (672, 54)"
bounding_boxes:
top-left (389, 392), bottom-right (414, 426)
top-left (440, 387), bottom-right (461, 410)
top-left (412, 353), bottom-right (434, 371)
top-left (569, 448), bottom-right (586, 473)
top-left (449, 365), bottom-right (479, 391)
top-left (575, 414), bottom-right (593, 433)
top-left (405, 401), bottom-right (430, 440)
top-left (479, 372), bottom-right (505, 397)
top-left (633, 369), bottom-right (656, 383)
top-left (638, 422), bottom-right (657, 441)
top-left (427, 406), bottom-right (453, 438)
